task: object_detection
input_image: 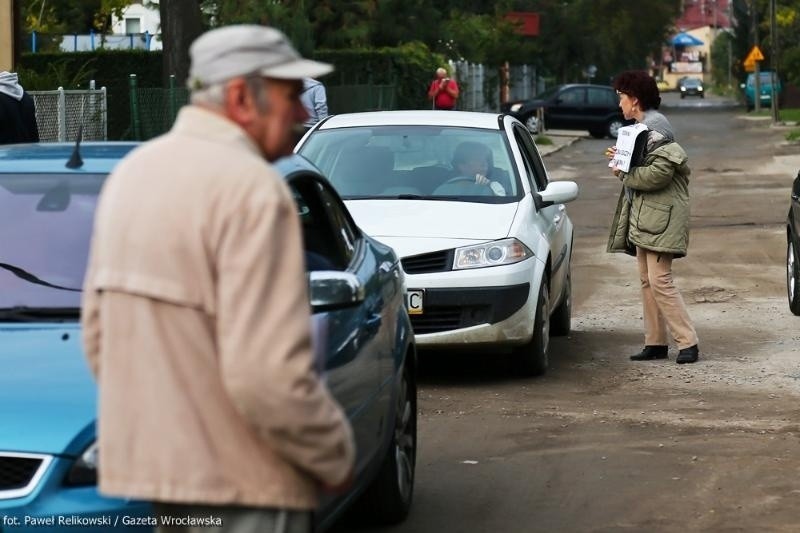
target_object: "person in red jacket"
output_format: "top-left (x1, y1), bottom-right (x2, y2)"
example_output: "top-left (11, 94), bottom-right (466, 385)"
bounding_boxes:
top-left (427, 67), bottom-right (459, 110)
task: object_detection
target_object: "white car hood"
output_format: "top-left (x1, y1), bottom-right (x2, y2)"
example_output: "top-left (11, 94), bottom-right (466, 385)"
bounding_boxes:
top-left (344, 200), bottom-right (518, 240)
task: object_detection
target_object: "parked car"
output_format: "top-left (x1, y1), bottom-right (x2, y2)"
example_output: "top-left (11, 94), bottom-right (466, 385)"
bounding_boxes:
top-left (679, 77), bottom-right (704, 98)
top-left (297, 110), bottom-right (579, 375)
top-left (0, 144), bottom-right (416, 532)
top-left (787, 170), bottom-right (800, 315)
top-left (500, 84), bottom-right (631, 138)
top-left (742, 71), bottom-right (783, 111)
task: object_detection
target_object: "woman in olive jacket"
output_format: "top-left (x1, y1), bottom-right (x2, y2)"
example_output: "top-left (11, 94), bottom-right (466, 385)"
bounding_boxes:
top-left (606, 71), bottom-right (699, 364)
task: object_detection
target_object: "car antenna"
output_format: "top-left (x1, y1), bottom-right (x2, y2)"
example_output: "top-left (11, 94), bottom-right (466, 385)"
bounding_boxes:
top-left (65, 124), bottom-right (84, 169)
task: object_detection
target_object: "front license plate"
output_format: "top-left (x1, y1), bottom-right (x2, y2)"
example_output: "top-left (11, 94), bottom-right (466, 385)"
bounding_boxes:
top-left (406, 290), bottom-right (424, 315)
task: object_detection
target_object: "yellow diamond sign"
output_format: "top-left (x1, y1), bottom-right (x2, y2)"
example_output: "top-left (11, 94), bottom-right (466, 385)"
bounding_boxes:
top-left (745, 45), bottom-right (764, 63)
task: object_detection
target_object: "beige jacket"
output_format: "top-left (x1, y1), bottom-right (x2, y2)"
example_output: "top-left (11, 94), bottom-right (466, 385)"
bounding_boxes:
top-left (81, 106), bottom-right (354, 510)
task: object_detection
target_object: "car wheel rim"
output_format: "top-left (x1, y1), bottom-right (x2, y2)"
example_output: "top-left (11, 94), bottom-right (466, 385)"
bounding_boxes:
top-left (394, 372), bottom-right (414, 501)
top-left (789, 241), bottom-right (796, 300)
top-left (608, 121), bottom-right (623, 138)
top-left (525, 116), bottom-right (539, 133)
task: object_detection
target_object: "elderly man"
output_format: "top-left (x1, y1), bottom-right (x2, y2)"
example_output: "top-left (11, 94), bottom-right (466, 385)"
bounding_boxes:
top-left (82, 25), bottom-right (354, 533)
top-left (427, 67), bottom-right (459, 110)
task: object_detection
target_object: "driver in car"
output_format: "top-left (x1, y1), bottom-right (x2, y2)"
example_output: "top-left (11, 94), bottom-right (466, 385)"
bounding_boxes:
top-left (448, 141), bottom-right (507, 196)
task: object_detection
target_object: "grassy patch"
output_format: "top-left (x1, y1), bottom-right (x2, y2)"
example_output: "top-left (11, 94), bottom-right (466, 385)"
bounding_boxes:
top-left (780, 108), bottom-right (800, 122)
top-left (747, 107), bottom-right (800, 122)
top-left (535, 135), bottom-right (553, 145)
top-left (787, 129), bottom-right (800, 142)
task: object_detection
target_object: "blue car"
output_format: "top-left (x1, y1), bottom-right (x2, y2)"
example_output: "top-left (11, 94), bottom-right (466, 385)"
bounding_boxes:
top-left (0, 143), bottom-right (416, 532)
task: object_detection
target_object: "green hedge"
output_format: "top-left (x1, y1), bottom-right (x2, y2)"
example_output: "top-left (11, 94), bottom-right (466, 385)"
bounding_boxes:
top-left (314, 42), bottom-right (446, 110)
top-left (17, 42), bottom-right (446, 139)
top-left (19, 50), bottom-right (163, 140)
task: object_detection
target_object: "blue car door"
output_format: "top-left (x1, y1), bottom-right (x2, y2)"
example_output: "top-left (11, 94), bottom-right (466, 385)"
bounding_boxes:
top-left (287, 173), bottom-right (385, 475)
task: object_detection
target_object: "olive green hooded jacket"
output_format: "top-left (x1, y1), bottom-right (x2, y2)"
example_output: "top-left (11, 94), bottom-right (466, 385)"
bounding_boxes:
top-left (606, 141), bottom-right (691, 258)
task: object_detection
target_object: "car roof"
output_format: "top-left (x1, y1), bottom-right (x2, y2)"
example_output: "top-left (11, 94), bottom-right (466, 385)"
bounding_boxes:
top-left (318, 110), bottom-right (504, 130)
top-left (0, 142), bottom-right (138, 174)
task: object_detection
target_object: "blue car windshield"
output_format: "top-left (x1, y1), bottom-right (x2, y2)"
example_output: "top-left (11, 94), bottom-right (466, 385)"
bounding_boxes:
top-left (0, 173), bottom-right (104, 310)
top-left (299, 126), bottom-right (521, 203)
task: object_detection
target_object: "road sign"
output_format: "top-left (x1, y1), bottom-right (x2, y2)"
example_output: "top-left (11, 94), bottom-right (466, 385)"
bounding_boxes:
top-left (745, 46), bottom-right (764, 63)
top-left (743, 46), bottom-right (764, 72)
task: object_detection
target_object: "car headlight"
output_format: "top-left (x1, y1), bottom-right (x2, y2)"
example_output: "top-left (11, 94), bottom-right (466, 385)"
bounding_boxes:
top-left (66, 442), bottom-right (98, 486)
top-left (510, 103), bottom-right (523, 113)
top-left (453, 238), bottom-right (532, 270)
top-left (680, 86), bottom-right (686, 91)
top-left (698, 86), bottom-right (703, 91)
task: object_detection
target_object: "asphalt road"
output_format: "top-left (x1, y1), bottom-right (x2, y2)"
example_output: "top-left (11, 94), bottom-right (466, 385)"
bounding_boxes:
top-left (334, 106), bottom-right (800, 533)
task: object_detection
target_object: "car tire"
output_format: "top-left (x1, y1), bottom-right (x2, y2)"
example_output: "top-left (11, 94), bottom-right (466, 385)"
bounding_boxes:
top-left (700, 93), bottom-right (705, 98)
top-left (550, 269), bottom-right (571, 336)
top-left (523, 113), bottom-right (539, 134)
top-left (513, 275), bottom-right (550, 376)
top-left (787, 239), bottom-right (800, 315)
top-left (606, 118), bottom-right (624, 139)
top-left (681, 94), bottom-right (685, 99)
top-left (588, 128), bottom-right (605, 139)
top-left (357, 359), bottom-right (417, 524)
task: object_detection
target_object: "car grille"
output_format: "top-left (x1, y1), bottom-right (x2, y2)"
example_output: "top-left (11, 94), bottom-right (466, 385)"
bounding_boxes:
top-left (401, 250), bottom-right (453, 274)
top-left (410, 306), bottom-right (462, 334)
top-left (0, 453), bottom-right (52, 500)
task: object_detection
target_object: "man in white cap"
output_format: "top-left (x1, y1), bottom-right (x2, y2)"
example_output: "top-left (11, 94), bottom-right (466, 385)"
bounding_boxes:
top-left (82, 25), bottom-right (354, 533)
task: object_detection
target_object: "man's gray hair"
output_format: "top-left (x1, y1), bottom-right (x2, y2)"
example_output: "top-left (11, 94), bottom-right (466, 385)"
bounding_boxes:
top-left (190, 76), bottom-right (270, 112)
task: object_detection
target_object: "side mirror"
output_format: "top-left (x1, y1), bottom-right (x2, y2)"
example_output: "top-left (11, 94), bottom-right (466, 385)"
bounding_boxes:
top-left (309, 271), bottom-right (364, 312)
top-left (534, 180), bottom-right (579, 209)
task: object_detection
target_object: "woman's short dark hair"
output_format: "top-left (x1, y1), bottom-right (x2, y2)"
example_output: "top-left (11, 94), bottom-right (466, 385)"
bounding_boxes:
top-left (613, 70), bottom-right (661, 110)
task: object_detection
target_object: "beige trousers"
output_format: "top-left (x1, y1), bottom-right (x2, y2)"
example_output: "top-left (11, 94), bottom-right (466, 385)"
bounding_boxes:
top-left (636, 247), bottom-right (698, 349)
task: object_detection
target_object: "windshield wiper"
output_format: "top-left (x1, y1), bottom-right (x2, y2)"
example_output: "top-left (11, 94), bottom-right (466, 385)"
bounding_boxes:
top-left (0, 306), bottom-right (81, 322)
top-left (0, 263), bottom-right (81, 292)
top-left (394, 194), bottom-right (426, 200)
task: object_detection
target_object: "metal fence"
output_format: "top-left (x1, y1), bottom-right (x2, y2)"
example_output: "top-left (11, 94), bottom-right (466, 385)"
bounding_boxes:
top-left (450, 61), bottom-right (542, 112)
top-left (326, 84), bottom-right (397, 114)
top-left (30, 82), bottom-right (108, 142)
top-left (128, 75), bottom-right (189, 141)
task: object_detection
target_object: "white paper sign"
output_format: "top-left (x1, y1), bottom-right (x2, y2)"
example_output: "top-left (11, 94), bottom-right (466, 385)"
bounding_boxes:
top-left (608, 123), bottom-right (648, 173)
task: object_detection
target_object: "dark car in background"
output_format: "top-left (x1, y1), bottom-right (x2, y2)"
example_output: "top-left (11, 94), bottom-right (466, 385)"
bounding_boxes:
top-left (501, 84), bottom-right (631, 139)
top-left (0, 144), bottom-right (416, 532)
top-left (679, 77), bottom-right (705, 98)
top-left (787, 170), bottom-right (800, 315)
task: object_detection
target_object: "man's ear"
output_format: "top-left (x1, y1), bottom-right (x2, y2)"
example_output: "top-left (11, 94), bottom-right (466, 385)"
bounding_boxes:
top-left (223, 78), bottom-right (254, 126)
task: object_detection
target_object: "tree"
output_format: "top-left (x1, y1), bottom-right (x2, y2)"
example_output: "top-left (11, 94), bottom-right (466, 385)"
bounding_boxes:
top-left (159, 0), bottom-right (204, 86)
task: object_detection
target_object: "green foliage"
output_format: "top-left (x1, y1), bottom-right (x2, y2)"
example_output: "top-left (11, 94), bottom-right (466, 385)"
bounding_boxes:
top-left (710, 31), bottom-right (735, 89)
top-left (534, 135), bottom-right (553, 145)
top-left (19, 50), bottom-right (163, 139)
top-left (314, 42), bottom-right (446, 109)
top-left (787, 129), bottom-right (800, 141)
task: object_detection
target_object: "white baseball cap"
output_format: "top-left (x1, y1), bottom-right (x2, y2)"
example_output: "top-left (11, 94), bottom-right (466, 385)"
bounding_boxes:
top-left (188, 25), bottom-right (333, 89)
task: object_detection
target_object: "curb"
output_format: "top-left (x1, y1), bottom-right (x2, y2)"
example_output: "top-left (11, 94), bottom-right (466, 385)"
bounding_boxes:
top-left (540, 136), bottom-right (582, 157)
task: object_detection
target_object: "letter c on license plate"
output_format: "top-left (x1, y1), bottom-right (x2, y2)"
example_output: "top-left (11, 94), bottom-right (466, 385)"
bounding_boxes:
top-left (406, 289), bottom-right (424, 315)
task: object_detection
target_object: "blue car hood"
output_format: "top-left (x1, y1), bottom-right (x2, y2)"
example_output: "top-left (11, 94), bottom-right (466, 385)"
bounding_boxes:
top-left (0, 323), bottom-right (95, 456)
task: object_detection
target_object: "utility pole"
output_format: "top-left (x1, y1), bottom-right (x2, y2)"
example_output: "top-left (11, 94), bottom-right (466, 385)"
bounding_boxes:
top-left (770, 0), bottom-right (779, 123)
top-left (0, 0), bottom-right (13, 71)
top-left (753, 0), bottom-right (761, 112)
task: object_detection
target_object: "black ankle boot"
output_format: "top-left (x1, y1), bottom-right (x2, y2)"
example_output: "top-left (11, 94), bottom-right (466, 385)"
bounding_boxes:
top-left (676, 345), bottom-right (699, 364)
top-left (630, 345), bottom-right (668, 361)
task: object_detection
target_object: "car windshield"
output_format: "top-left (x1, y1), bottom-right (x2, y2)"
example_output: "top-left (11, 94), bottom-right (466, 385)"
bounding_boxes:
top-left (299, 126), bottom-right (520, 203)
top-left (0, 173), bottom-right (103, 312)
top-left (683, 79), bottom-right (701, 87)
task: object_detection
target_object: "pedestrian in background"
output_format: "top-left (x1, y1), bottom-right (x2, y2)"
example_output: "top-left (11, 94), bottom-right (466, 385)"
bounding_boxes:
top-left (300, 77), bottom-right (328, 130)
top-left (606, 70), bottom-right (700, 365)
top-left (82, 24), bottom-right (354, 533)
top-left (427, 67), bottom-right (459, 110)
top-left (0, 71), bottom-right (39, 144)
